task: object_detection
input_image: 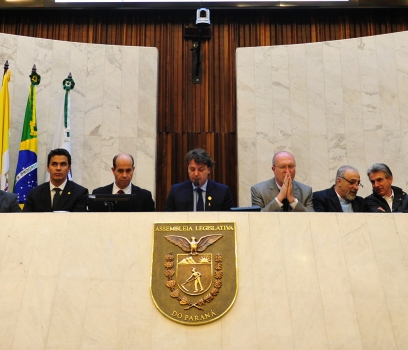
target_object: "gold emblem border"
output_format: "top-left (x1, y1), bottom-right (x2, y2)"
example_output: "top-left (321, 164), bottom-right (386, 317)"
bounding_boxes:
top-left (150, 222), bottom-right (238, 326)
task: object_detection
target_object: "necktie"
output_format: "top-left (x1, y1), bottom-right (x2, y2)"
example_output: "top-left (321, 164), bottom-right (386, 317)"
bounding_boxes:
top-left (53, 188), bottom-right (61, 209)
top-left (196, 188), bottom-right (204, 211)
top-left (282, 198), bottom-right (290, 212)
top-left (117, 190), bottom-right (124, 194)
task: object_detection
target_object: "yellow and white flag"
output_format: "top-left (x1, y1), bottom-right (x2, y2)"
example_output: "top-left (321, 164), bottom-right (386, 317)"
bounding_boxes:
top-left (0, 68), bottom-right (11, 191)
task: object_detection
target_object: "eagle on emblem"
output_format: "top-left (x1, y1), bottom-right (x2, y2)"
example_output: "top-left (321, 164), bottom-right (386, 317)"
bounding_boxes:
top-left (164, 234), bottom-right (222, 255)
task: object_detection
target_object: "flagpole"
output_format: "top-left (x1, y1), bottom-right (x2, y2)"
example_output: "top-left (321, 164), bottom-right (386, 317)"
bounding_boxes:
top-left (3, 60), bottom-right (8, 75)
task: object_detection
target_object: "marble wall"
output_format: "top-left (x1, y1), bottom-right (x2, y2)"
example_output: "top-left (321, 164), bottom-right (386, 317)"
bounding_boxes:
top-left (1, 212), bottom-right (407, 349)
top-left (237, 31), bottom-right (408, 206)
top-left (0, 33), bottom-right (158, 197)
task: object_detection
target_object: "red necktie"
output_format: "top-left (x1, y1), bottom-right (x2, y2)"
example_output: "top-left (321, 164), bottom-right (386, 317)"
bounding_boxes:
top-left (117, 190), bottom-right (124, 194)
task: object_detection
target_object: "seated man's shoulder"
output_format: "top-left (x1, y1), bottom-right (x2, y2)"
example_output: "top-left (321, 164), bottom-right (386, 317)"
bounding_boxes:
top-left (293, 179), bottom-right (312, 192)
top-left (364, 193), bottom-right (376, 200)
top-left (3, 191), bottom-right (18, 199)
top-left (251, 179), bottom-right (273, 190)
top-left (92, 184), bottom-right (112, 194)
top-left (394, 186), bottom-right (407, 197)
top-left (169, 180), bottom-right (194, 194)
top-left (313, 187), bottom-right (331, 197)
top-left (132, 185), bottom-right (153, 195)
top-left (69, 181), bottom-right (88, 192)
top-left (26, 182), bottom-right (47, 196)
top-left (209, 179), bottom-right (230, 190)
top-left (172, 180), bottom-right (189, 188)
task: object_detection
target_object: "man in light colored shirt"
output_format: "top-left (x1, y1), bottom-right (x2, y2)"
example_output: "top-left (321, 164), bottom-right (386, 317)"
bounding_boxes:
top-left (365, 163), bottom-right (408, 213)
top-left (251, 151), bottom-right (314, 212)
top-left (313, 165), bottom-right (366, 212)
top-left (89, 153), bottom-right (155, 212)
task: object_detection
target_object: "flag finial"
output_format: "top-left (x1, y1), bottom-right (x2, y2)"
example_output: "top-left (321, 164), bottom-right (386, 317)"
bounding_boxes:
top-left (4, 60), bottom-right (9, 75)
top-left (68, 72), bottom-right (72, 79)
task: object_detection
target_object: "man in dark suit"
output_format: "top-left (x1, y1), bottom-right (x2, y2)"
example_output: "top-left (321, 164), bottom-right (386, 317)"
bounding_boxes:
top-left (365, 163), bottom-right (408, 213)
top-left (165, 148), bottom-right (234, 211)
top-left (251, 151), bottom-right (314, 212)
top-left (89, 153), bottom-right (155, 212)
top-left (313, 165), bottom-right (366, 212)
top-left (23, 148), bottom-right (88, 212)
top-left (0, 190), bottom-right (21, 212)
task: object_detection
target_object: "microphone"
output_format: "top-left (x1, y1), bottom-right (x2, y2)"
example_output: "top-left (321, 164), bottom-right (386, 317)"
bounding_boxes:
top-left (193, 180), bottom-right (199, 187)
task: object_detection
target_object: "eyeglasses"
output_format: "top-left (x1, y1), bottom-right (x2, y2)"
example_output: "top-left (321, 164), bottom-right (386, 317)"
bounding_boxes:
top-left (274, 165), bottom-right (296, 170)
top-left (341, 177), bottom-right (363, 188)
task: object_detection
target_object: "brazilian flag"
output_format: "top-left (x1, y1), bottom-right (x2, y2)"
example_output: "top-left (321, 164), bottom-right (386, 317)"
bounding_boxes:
top-left (14, 69), bottom-right (41, 208)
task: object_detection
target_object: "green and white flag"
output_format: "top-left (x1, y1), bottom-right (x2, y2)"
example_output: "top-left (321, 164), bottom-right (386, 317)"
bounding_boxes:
top-left (47, 73), bottom-right (75, 180)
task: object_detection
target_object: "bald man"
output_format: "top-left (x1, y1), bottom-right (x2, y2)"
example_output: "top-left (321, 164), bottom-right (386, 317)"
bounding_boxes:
top-left (251, 151), bottom-right (314, 212)
top-left (89, 153), bottom-right (155, 212)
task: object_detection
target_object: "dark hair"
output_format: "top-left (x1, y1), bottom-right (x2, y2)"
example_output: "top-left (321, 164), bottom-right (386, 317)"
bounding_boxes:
top-left (47, 148), bottom-right (71, 166)
top-left (185, 149), bottom-right (214, 168)
top-left (112, 154), bottom-right (134, 169)
top-left (367, 163), bottom-right (393, 179)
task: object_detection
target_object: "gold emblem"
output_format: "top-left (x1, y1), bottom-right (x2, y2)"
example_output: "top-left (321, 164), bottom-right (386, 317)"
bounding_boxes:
top-left (151, 223), bottom-right (237, 325)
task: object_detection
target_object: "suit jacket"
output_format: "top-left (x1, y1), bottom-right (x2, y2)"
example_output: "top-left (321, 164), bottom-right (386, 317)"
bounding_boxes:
top-left (89, 183), bottom-right (155, 212)
top-left (313, 186), bottom-right (366, 212)
top-left (0, 190), bottom-right (21, 213)
top-left (165, 179), bottom-right (234, 212)
top-left (23, 181), bottom-right (88, 212)
top-left (365, 186), bottom-right (408, 213)
top-left (251, 177), bottom-right (314, 212)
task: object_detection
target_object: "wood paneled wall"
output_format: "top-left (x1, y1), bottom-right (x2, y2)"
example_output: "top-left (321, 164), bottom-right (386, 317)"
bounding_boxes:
top-left (1, 8), bottom-right (408, 210)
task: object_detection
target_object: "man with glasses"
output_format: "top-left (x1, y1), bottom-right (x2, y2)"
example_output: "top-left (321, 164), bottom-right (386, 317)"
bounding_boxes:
top-left (251, 151), bottom-right (314, 212)
top-left (365, 163), bottom-right (408, 213)
top-left (313, 165), bottom-right (366, 212)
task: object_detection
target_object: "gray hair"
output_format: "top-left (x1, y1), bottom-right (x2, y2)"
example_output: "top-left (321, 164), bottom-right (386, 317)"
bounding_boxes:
top-left (185, 149), bottom-right (214, 168)
top-left (367, 163), bottom-right (393, 179)
top-left (335, 165), bottom-right (359, 183)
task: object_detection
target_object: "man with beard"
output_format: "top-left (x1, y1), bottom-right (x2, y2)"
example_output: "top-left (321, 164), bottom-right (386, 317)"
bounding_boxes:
top-left (313, 165), bottom-right (366, 212)
top-left (365, 163), bottom-right (408, 213)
